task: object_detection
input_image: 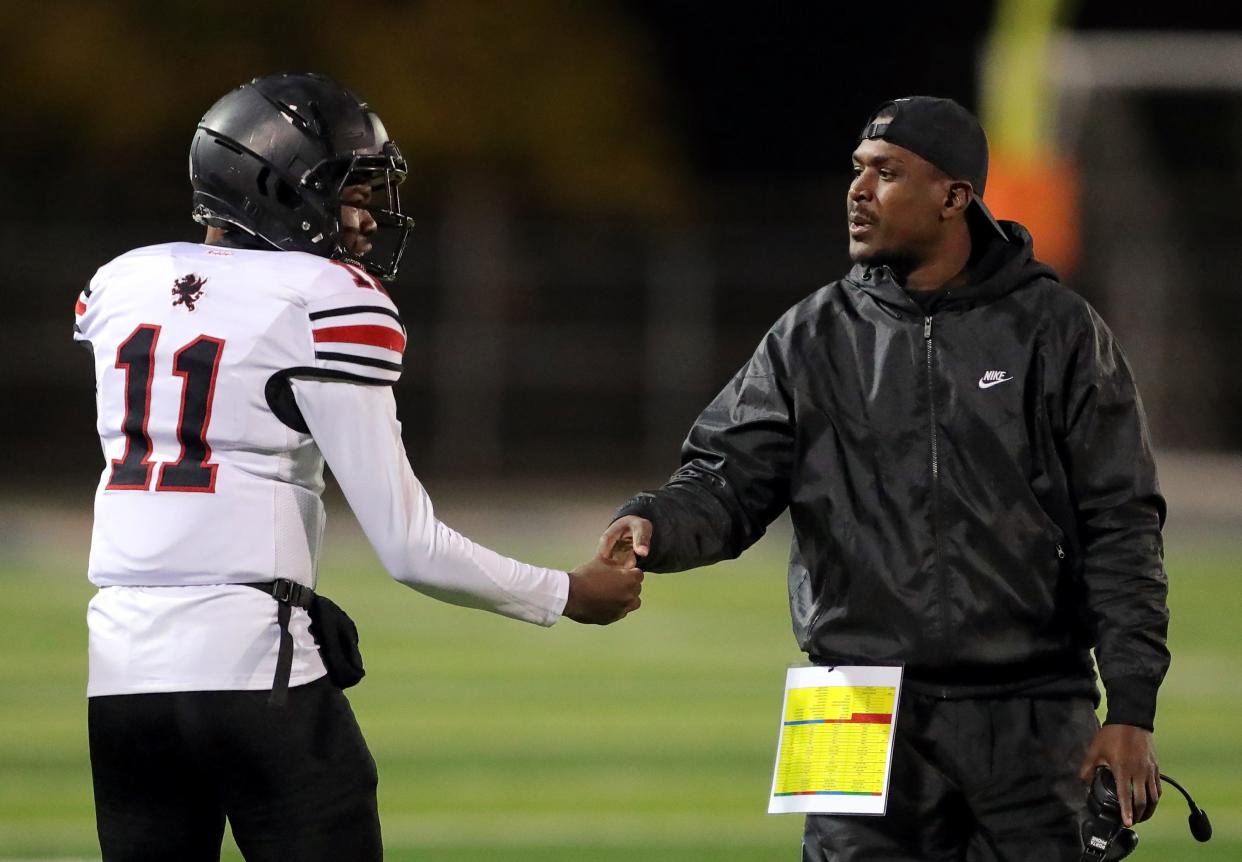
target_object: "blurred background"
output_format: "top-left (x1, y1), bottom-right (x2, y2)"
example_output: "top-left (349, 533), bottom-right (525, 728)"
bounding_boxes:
top-left (1, 1), bottom-right (1240, 860)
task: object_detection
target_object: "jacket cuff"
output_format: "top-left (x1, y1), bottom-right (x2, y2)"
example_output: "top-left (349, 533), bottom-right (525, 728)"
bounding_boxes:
top-left (1103, 675), bottom-right (1160, 730)
top-left (613, 496), bottom-right (656, 522)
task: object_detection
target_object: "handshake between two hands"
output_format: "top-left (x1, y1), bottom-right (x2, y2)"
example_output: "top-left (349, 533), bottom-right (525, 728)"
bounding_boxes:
top-left (561, 515), bottom-right (654, 625)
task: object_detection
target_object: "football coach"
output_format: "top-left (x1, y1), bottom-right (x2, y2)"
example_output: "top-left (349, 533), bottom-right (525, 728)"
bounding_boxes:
top-left (599, 97), bottom-right (1170, 860)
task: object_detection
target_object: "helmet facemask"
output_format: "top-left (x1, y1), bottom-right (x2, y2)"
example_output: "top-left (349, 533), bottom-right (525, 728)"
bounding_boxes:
top-left (301, 145), bottom-right (414, 282)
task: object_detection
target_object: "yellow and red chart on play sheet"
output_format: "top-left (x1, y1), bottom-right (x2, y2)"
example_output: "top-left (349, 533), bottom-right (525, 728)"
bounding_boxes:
top-left (768, 665), bottom-right (902, 815)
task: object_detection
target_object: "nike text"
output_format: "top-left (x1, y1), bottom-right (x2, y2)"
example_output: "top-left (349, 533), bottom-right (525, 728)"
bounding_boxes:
top-left (978, 370), bottom-right (1013, 389)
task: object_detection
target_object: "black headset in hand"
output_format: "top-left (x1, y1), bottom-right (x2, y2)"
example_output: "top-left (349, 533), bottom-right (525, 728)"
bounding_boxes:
top-left (1079, 766), bottom-right (1212, 860)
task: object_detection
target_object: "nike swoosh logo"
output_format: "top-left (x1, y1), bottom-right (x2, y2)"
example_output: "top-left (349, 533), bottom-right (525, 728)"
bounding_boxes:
top-left (978, 375), bottom-right (1013, 389)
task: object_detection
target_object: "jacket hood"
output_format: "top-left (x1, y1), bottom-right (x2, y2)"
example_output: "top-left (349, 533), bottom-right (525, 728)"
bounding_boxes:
top-left (845, 220), bottom-right (1059, 314)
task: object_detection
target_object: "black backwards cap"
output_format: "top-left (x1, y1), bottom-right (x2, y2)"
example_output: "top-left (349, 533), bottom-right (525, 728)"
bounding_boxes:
top-left (860, 96), bottom-right (1007, 239)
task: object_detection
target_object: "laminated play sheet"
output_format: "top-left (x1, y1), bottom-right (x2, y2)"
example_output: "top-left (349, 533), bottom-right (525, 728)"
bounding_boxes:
top-left (768, 664), bottom-right (902, 815)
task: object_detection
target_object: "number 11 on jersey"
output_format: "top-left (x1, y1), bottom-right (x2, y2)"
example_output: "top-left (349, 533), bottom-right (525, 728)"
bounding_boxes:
top-left (107, 324), bottom-right (225, 493)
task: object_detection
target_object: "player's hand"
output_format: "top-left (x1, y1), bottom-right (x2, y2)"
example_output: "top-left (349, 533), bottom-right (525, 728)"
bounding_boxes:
top-left (1079, 725), bottom-right (1160, 826)
top-left (563, 557), bottom-right (644, 625)
top-left (597, 516), bottom-right (653, 568)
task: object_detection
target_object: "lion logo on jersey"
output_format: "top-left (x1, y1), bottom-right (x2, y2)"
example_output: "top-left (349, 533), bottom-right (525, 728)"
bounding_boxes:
top-left (172, 274), bottom-right (208, 311)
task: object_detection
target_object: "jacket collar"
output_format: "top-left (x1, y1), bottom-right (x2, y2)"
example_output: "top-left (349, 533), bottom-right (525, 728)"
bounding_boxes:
top-left (845, 221), bottom-right (1057, 314)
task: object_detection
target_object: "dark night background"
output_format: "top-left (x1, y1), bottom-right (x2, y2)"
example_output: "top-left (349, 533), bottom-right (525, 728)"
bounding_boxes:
top-left (3, 0), bottom-right (1241, 489)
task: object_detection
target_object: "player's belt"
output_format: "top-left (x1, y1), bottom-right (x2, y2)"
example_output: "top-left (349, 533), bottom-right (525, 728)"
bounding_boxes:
top-left (241, 579), bottom-right (316, 708)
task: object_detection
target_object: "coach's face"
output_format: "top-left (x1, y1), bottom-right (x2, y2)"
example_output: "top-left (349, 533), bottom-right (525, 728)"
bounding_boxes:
top-left (847, 138), bottom-right (952, 267)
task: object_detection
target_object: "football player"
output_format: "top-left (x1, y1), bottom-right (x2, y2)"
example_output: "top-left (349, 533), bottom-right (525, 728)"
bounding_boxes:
top-left (74, 73), bottom-right (643, 862)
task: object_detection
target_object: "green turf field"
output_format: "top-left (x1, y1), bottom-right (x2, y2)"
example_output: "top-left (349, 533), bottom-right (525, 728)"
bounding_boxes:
top-left (0, 501), bottom-right (1237, 861)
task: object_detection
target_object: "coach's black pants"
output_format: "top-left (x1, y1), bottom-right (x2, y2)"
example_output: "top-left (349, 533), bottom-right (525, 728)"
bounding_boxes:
top-left (802, 693), bottom-right (1099, 862)
top-left (89, 677), bottom-right (382, 862)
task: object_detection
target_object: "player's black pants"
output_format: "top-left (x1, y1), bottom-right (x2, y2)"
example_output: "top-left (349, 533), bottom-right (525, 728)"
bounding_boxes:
top-left (802, 692), bottom-right (1099, 862)
top-left (89, 676), bottom-right (382, 862)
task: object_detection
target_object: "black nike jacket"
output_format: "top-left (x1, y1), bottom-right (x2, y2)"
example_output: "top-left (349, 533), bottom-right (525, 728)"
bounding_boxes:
top-left (616, 222), bottom-right (1169, 729)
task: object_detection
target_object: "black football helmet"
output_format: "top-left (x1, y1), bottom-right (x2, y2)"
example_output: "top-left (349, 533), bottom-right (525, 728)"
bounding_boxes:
top-left (190, 73), bottom-right (414, 280)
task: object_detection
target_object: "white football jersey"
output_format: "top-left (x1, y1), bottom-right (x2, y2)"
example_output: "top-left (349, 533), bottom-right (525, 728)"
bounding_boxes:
top-left (77, 242), bottom-right (568, 696)
top-left (76, 242), bottom-right (402, 588)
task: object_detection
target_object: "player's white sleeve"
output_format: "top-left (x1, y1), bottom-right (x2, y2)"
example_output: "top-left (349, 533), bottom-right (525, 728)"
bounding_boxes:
top-left (289, 377), bottom-right (570, 626)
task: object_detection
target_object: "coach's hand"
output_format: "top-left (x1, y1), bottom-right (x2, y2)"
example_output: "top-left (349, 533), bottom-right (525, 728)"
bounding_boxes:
top-left (563, 557), bottom-right (644, 625)
top-left (1079, 725), bottom-right (1160, 827)
top-left (597, 515), bottom-right (653, 568)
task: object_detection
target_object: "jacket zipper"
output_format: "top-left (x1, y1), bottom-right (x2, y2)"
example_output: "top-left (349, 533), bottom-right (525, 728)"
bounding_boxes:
top-left (924, 317), bottom-right (937, 480)
top-left (925, 315), bottom-right (951, 673)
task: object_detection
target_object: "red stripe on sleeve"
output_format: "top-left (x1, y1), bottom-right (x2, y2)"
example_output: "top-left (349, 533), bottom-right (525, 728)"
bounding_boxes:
top-left (75, 299), bottom-right (87, 315)
top-left (313, 324), bottom-right (406, 353)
